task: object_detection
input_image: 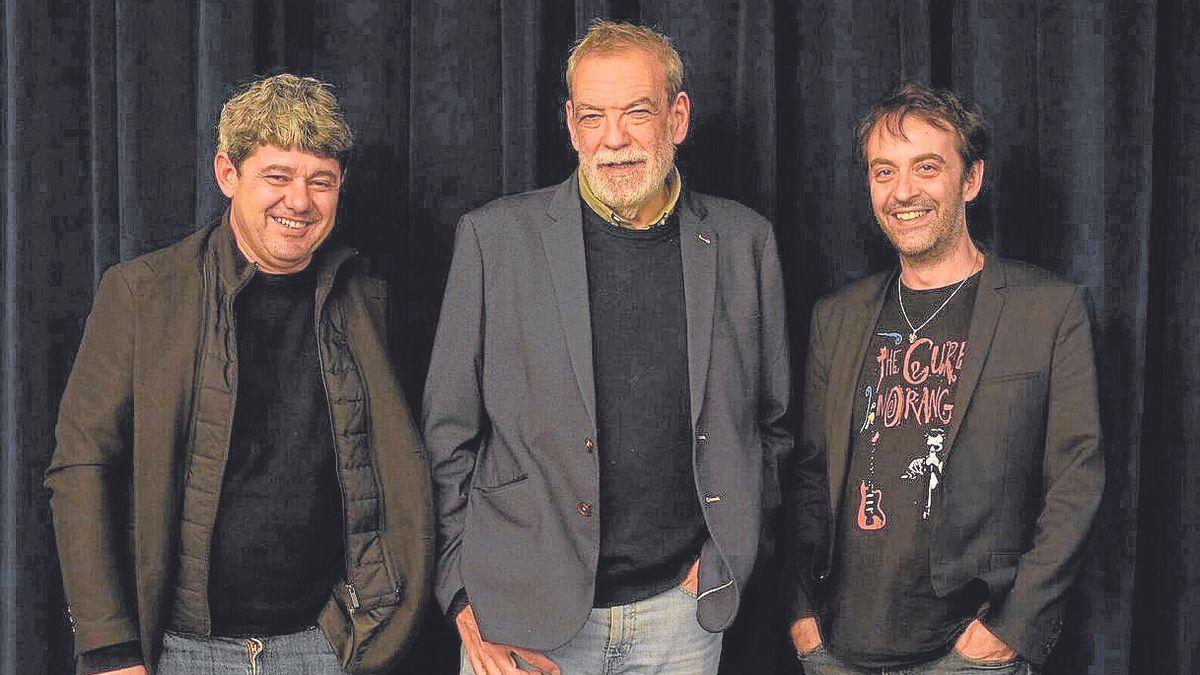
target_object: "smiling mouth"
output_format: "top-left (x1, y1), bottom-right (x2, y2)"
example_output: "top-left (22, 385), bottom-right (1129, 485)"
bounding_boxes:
top-left (892, 209), bottom-right (932, 222)
top-left (272, 215), bottom-right (315, 229)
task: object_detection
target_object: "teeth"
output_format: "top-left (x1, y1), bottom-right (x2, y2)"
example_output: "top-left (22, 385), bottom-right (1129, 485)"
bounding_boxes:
top-left (273, 216), bottom-right (310, 229)
top-left (895, 210), bottom-right (929, 222)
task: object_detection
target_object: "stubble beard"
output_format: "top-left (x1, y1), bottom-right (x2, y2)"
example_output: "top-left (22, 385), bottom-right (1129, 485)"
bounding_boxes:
top-left (881, 191), bottom-right (968, 269)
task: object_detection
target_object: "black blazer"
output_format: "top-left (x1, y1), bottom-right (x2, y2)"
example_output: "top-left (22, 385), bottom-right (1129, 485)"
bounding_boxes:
top-left (786, 256), bottom-right (1103, 667)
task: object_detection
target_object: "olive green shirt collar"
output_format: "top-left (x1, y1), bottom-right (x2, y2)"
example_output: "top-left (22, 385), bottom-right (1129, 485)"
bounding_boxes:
top-left (578, 165), bottom-right (682, 229)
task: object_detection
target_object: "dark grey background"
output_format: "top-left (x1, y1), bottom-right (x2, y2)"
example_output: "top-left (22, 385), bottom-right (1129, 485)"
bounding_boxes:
top-left (2, 1), bottom-right (1193, 673)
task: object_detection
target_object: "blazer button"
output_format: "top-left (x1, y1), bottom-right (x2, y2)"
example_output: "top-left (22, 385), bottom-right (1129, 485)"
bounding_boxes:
top-left (577, 501), bottom-right (593, 518)
top-left (583, 438), bottom-right (594, 453)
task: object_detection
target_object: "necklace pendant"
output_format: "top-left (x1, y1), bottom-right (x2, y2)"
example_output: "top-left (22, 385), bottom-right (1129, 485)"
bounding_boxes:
top-left (909, 331), bottom-right (918, 342)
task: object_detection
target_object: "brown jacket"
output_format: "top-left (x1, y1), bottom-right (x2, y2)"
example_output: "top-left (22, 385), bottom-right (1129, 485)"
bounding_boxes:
top-left (45, 216), bottom-right (433, 674)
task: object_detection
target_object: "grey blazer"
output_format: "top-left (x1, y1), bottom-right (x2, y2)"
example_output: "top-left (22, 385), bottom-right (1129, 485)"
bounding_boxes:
top-left (786, 257), bottom-right (1103, 668)
top-left (423, 174), bottom-right (792, 650)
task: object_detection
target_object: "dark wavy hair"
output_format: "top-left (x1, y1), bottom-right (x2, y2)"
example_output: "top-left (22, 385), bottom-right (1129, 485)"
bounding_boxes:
top-left (855, 83), bottom-right (988, 173)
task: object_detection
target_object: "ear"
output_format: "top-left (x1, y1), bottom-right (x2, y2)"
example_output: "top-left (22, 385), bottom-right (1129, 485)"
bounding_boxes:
top-left (214, 151), bottom-right (239, 199)
top-left (962, 160), bottom-right (984, 203)
top-left (669, 91), bottom-right (691, 145)
top-left (565, 99), bottom-right (581, 153)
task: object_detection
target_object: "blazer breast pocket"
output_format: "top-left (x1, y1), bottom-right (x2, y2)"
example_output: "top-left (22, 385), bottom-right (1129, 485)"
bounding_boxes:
top-left (976, 370), bottom-right (1042, 386)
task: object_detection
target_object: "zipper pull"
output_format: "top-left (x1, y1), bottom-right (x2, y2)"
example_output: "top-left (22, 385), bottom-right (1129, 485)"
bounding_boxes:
top-left (346, 582), bottom-right (361, 612)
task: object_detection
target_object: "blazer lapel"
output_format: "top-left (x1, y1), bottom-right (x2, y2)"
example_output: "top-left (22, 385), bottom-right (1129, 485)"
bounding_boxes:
top-left (941, 258), bottom-right (1007, 463)
top-left (826, 272), bottom-right (893, 513)
top-left (678, 193), bottom-right (715, 427)
top-left (541, 174), bottom-right (597, 426)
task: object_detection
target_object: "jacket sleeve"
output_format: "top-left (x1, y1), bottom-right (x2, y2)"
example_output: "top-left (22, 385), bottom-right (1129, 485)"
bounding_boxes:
top-left (982, 287), bottom-right (1104, 665)
top-left (783, 300), bottom-right (832, 625)
top-left (757, 228), bottom-right (793, 515)
top-left (44, 266), bottom-right (141, 658)
top-left (422, 215), bottom-right (488, 614)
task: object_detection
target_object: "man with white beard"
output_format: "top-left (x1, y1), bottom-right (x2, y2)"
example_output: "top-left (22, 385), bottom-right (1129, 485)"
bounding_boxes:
top-left (423, 20), bottom-right (793, 675)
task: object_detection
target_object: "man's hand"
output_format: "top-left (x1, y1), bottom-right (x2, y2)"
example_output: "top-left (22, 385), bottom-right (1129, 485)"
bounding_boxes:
top-left (96, 668), bottom-right (147, 675)
top-left (789, 616), bottom-right (823, 654)
top-left (681, 558), bottom-right (699, 595)
top-left (456, 604), bottom-right (560, 675)
top-left (954, 619), bottom-right (1017, 663)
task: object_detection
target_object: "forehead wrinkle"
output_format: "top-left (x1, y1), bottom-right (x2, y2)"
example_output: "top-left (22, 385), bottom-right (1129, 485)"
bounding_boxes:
top-left (910, 153), bottom-right (947, 164)
top-left (571, 49), bottom-right (669, 102)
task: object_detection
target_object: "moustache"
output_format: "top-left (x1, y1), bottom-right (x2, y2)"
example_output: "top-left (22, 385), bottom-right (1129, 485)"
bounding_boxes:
top-left (886, 199), bottom-right (937, 214)
top-left (590, 150), bottom-right (650, 166)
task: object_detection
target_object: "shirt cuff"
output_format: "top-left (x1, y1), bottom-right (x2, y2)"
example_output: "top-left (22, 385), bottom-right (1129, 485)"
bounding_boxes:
top-left (447, 588), bottom-right (470, 623)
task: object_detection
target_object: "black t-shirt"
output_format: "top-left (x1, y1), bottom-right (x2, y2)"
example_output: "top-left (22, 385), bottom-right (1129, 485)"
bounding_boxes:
top-left (582, 201), bottom-right (708, 608)
top-left (825, 270), bottom-right (987, 668)
top-left (208, 268), bottom-right (345, 636)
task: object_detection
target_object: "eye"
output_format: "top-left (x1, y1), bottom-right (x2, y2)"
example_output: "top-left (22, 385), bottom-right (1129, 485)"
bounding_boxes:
top-left (872, 167), bottom-right (894, 181)
top-left (917, 163), bottom-right (940, 175)
top-left (310, 179), bottom-right (336, 190)
top-left (264, 174), bottom-right (289, 185)
top-left (578, 113), bottom-right (602, 127)
top-left (628, 108), bottom-right (652, 118)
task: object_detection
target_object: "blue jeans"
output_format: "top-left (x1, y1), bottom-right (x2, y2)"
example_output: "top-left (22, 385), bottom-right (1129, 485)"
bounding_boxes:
top-left (460, 584), bottom-right (723, 674)
top-left (157, 626), bottom-right (346, 674)
top-left (796, 644), bottom-right (1036, 675)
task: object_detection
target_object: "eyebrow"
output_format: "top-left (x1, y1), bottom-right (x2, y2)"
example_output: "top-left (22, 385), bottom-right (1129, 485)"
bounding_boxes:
top-left (622, 97), bottom-right (659, 111)
top-left (258, 165), bottom-right (340, 181)
top-left (868, 153), bottom-right (947, 168)
top-left (572, 97), bottom-right (660, 113)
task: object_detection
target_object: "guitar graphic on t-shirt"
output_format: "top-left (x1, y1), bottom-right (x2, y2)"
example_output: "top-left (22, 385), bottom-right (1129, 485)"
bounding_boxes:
top-left (856, 479), bottom-right (887, 530)
top-left (856, 424), bottom-right (887, 531)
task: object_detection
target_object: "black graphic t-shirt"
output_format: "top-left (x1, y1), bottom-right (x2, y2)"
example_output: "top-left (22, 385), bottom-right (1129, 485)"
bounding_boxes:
top-left (824, 270), bottom-right (987, 668)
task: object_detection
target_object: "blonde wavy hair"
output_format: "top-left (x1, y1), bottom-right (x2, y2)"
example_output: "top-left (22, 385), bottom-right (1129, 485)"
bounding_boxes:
top-left (566, 20), bottom-right (684, 99)
top-left (217, 73), bottom-right (353, 169)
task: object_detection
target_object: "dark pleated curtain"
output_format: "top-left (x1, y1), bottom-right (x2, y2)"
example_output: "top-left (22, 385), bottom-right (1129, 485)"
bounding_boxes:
top-left (1, 1), bottom-right (1195, 673)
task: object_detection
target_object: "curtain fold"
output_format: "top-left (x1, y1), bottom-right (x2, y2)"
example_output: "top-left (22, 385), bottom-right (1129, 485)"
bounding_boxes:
top-left (2, 1), bottom-right (1192, 672)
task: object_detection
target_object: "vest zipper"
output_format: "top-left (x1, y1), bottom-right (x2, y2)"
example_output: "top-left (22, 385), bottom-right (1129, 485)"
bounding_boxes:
top-left (315, 296), bottom-right (360, 668)
top-left (315, 312), bottom-right (357, 612)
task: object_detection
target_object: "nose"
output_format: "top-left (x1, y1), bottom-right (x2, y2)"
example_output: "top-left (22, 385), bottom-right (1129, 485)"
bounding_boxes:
top-left (893, 169), bottom-right (919, 202)
top-left (283, 179), bottom-right (312, 213)
top-left (601, 114), bottom-right (629, 150)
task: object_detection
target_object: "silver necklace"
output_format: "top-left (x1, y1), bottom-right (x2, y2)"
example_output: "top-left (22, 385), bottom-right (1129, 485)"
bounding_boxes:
top-left (897, 260), bottom-right (980, 342)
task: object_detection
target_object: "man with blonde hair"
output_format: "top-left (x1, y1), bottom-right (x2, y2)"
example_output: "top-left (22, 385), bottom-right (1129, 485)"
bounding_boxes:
top-left (425, 20), bottom-right (791, 675)
top-left (46, 73), bottom-right (432, 675)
